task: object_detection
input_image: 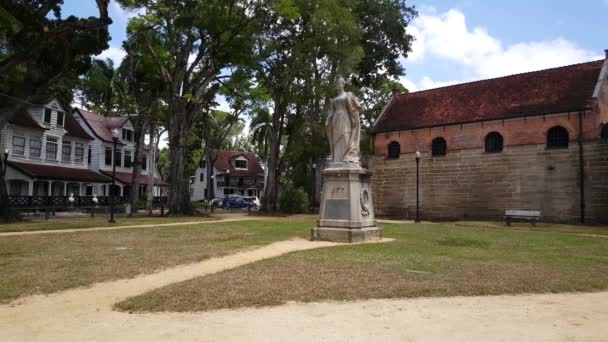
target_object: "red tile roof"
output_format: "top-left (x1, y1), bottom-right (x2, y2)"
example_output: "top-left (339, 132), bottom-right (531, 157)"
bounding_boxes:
top-left (64, 112), bottom-right (95, 140)
top-left (209, 149), bottom-right (264, 178)
top-left (9, 108), bottom-right (46, 130)
top-left (8, 161), bottom-right (112, 183)
top-left (75, 109), bottom-right (129, 142)
top-left (373, 60), bottom-right (605, 133)
top-left (100, 171), bottom-right (167, 186)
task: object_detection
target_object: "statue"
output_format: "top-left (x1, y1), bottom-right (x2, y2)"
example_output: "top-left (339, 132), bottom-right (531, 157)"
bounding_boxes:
top-left (326, 76), bottom-right (361, 165)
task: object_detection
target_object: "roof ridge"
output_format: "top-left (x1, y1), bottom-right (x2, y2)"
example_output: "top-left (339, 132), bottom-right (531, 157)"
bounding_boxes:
top-left (398, 59), bottom-right (605, 96)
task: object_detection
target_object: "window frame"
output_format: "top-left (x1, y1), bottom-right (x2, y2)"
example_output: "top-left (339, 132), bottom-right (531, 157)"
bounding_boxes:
top-left (75, 143), bottom-right (84, 163)
top-left (62, 140), bottom-right (72, 162)
top-left (431, 137), bottom-right (447, 157)
top-left (387, 141), bottom-right (401, 159)
top-left (235, 159), bottom-right (247, 169)
top-left (12, 136), bottom-right (26, 156)
top-left (602, 124), bottom-right (608, 141)
top-left (43, 109), bottom-right (52, 124)
top-left (105, 147), bottom-right (112, 166)
top-left (142, 154), bottom-right (147, 170)
top-left (45, 136), bottom-right (58, 160)
top-left (56, 111), bottom-right (64, 127)
top-left (200, 172), bottom-right (205, 182)
top-left (124, 150), bottom-right (132, 168)
top-left (114, 148), bottom-right (122, 167)
top-left (29, 137), bottom-right (41, 158)
top-left (546, 126), bottom-right (569, 149)
top-left (484, 132), bottom-right (504, 153)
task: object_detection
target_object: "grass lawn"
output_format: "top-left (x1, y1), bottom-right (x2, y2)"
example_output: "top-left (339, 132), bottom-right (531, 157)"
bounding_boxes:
top-left (0, 218), bottom-right (310, 303)
top-left (0, 216), bottom-right (215, 233)
top-left (115, 222), bottom-right (608, 312)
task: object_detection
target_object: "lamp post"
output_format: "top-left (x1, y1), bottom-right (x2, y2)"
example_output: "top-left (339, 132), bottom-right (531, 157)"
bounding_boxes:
top-left (311, 163), bottom-right (317, 210)
top-left (109, 128), bottom-right (120, 223)
top-left (2, 149), bottom-right (8, 178)
top-left (2, 149), bottom-right (9, 222)
top-left (415, 151), bottom-right (421, 223)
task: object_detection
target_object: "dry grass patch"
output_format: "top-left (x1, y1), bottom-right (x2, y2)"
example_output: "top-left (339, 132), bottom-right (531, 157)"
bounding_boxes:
top-left (0, 218), bottom-right (311, 303)
top-left (116, 222), bottom-right (608, 312)
top-left (0, 216), bottom-right (216, 233)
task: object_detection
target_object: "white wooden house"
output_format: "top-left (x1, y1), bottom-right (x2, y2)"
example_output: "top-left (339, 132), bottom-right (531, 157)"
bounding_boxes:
top-left (0, 96), bottom-right (164, 199)
top-left (191, 149), bottom-right (264, 201)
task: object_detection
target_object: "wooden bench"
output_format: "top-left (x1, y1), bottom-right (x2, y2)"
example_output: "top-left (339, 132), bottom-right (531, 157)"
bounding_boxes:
top-left (504, 209), bottom-right (541, 226)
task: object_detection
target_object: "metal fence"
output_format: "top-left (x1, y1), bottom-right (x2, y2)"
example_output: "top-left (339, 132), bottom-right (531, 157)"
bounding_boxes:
top-left (8, 195), bottom-right (168, 210)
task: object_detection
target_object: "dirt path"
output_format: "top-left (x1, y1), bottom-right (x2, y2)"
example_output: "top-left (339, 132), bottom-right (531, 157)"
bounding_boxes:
top-left (0, 216), bottom-right (268, 236)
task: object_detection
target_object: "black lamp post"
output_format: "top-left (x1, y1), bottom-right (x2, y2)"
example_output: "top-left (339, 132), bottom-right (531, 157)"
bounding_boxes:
top-left (311, 163), bottom-right (317, 210)
top-left (415, 150), bottom-right (421, 223)
top-left (109, 128), bottom-right (120, 223)
top-left (2, 149), bottom-right (8, 178)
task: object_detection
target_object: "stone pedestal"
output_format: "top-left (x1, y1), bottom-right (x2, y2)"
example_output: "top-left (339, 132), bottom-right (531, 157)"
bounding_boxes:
top-left (311, 163), bottom-right (382, 242)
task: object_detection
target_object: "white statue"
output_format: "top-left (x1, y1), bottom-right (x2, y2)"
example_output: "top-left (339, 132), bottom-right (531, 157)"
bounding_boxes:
top-left (326, 76), bottom-right (362, 164)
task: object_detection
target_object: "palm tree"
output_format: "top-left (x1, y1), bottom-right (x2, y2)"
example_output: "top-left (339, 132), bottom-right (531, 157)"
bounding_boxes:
top-left (249, 108), bottom-right (272, 161)
top-left (78, 58), bottom-right (120, 115)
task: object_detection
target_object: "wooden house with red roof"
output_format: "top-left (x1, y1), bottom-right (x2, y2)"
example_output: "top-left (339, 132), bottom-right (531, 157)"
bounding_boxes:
top-left (0, 96), bottom-right (164, 200)
top-left (191, 149), bottom-right (265, 201)
top-left (369, 52), bottom-right (608, 223)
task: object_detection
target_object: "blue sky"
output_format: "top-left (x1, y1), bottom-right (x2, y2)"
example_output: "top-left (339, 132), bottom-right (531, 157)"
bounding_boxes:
top-left (62, 0), bottom-right (607, 93)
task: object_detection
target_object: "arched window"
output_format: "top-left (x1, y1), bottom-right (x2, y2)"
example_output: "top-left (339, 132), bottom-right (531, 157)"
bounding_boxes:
top-left (387, 141), bottom-right (400, 159)
top-left (485, 132), bottom-right (503, 153)
top-left (431, 137), bottom-right (447, 156)
top-left (601, 124), bottom-right (608, 141)
top-left (547, 126), bottom-right (569, 149)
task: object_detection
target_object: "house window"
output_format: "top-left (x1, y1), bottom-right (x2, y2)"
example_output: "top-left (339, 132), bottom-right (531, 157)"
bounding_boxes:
top-left (235, 160), bottom-right (247, 169)
top-left (114, 149), bottom-right (122, 167)
top-left (62, 140), bottom-right (72, 161)
top-left (56, 111), bottom-right (64, 126)
top-left (88, 145), bottom-right (92, 164)
top-left (547, 126), bottom-right (569, 149)
top-left (30, 138), bottom-right (41, 158)
top-left (200, 159), bottom-right (206, 168)
top-left (142, 154), bottom-right (147, 170)
top-left (122, 129), bottom-right (133, 142)
top-left (485, 132), bottom-right (503, 153)
top-left (602, 124), bottom-right (608, 141)
top-left (431, 137), bottom-right (447, 156)
top-left (46, 137), bottom-right (58, 160)
top-left (238, 177), bottom-right (244, 186)
top-left (105, 147), bottom-right (112, 165)
top-left (43, 109), bottom-right (52, 124)
top-left (200, 172), bottom-right (205, 182)
top-left (124, 150), bottom-right (132, 168)
top-left (75, 143), bottom-right (84, 162)
top-left (387, 141), bottom-right (400, 159)
top-left (12, 136), bottom-right (25, 155)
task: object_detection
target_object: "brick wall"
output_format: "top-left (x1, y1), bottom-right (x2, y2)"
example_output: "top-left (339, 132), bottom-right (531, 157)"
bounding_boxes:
top-left (370, 141), bottom-right (608, 223)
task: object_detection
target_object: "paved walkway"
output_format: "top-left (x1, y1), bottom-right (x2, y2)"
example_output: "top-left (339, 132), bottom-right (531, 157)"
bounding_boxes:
top-left (0, 216), bottom-right (267, 237)
top-left (1, 237), bottom-right (606, 341)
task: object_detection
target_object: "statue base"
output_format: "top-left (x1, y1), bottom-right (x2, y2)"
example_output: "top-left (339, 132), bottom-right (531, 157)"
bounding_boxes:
top-left (311, 166), bottom-right (382, 243)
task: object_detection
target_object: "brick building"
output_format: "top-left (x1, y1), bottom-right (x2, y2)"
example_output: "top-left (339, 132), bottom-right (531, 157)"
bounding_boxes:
top-left (369, 52), bottom-right (608, 223)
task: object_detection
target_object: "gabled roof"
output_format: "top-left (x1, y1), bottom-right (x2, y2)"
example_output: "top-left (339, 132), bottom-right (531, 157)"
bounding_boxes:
top-left (99, 171), bottom-right (167, 186)
top-left (8, 161), bottom-right (111, 183)
top-left (9, 108), bottom-right (46, 130)
top-left (64, 112), bottom-right (95, 140)
top-left (74, 108), bottom-right (129, 143)
top-left (372, 59), bottom-right (605, 133)
top-left (209, 149), bottom-right (264, 178)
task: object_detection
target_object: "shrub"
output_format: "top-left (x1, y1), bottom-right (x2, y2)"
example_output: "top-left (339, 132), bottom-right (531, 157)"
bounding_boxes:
top-left (279, 186), bottom-right (309, 214)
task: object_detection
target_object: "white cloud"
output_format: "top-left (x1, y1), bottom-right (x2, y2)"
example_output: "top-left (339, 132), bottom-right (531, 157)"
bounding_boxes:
top-left (400, 76), bottom-right (461, 92)
top-left (109, 2), bottom-right (145, 22)
top-left (94, 47), bottom-right (127, 66)
top-left (406, 8), bottom-right (603, 80)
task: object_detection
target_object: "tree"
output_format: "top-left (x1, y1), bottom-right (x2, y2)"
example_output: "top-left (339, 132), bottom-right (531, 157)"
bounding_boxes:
top-left (78, 58), bottom-right (119, 115)
top-left (118, 0), bottom-right (262, 215)
top-left (0, 0), bottom-right (111, 221)
top-left (249, 108), bottom-right (272, 161)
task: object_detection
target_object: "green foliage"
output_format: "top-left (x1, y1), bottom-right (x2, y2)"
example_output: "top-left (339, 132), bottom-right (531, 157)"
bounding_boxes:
top-left (279, 186), bottom-right (309, 214)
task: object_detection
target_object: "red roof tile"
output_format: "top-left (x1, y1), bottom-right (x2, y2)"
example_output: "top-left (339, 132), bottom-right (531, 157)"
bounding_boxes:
top-left (100, 171), bottom-right (167, 186)
top-left (8, 161), bottom-right (112, 183)
top-left (64, 112), bottom-right (95, 140)
top-left (373, 60), bottom-right (605, 133)
top-left (209, 149), bottom-right (264, 178)
top-left (76, 109), bottom-right (128, 142)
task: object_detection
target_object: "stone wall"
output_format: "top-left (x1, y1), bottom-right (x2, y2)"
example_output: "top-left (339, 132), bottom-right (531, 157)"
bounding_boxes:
top-left (370, 141), bottom-right (608, 223)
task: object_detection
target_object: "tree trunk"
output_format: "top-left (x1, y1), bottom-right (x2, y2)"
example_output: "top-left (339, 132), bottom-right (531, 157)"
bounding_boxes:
top-left (167, 108), bottom-right (194, 215)
top-left (130, 117), bottom-right (149, 209)
top-left (261, 100), bottom-right (286, 212)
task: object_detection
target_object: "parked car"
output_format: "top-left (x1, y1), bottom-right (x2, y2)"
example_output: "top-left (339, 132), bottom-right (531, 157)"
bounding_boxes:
top-left (223, 195), bottom-right (255, 209)
top-left (209, 197), bottom-right (224, 207)
top-left (242, 196), bottom-right (261, 209)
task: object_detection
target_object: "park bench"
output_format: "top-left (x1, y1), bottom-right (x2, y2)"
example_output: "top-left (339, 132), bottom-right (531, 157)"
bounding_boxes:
top-left (504, 209), bottom-right (541, 226)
